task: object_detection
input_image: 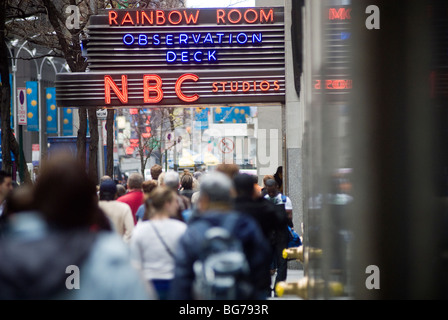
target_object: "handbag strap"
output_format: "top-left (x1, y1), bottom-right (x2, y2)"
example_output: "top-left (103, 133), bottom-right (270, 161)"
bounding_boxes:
top-left (149, 221), bottom-right (175, 259)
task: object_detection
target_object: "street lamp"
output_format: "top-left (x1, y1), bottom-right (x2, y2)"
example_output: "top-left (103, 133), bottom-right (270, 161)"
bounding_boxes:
top-left (7, 40), bottom-right (38, 139)
top-left (7, 40), bottom-right (61, 176)
top-left (37, 52), bottom-right (59, 158)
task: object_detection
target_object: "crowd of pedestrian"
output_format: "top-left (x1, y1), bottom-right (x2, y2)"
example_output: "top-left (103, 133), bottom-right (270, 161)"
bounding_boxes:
top-left (0, 152), bottom-right (296, 300)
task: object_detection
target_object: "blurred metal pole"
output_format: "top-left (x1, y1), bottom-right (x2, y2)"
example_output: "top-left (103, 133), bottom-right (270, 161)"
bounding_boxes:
top-left (350, 0), bottom-right (441, 299)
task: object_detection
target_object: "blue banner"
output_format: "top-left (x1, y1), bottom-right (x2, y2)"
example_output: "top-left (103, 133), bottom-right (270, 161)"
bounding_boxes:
top-left (62, 108), bottom-right (73, 136)
top-left (213, 106), bottom-right (250, 124)
top-left (26, 81), bottom-right (39, 131)
top-left (194, 107), bottom-right (209, 130)
top-left (46, 87), bottom-right (57, 134)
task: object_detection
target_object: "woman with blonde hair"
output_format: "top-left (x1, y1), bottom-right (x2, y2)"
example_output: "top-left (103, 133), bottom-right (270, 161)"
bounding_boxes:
top-left (130, 186), bottom-right (187, 299)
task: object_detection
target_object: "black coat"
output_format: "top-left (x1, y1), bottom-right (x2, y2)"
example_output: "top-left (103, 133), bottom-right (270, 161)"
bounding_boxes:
top-left (234, 196), bottom-right (289, 247)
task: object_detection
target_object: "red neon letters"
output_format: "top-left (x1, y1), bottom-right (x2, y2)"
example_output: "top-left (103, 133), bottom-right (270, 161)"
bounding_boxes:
top-left (212, 80), bottom-right (280, 93)
top-left (328, 8), bottom-right (352, 20)
top-left (175, 74), bottom-right (200, 103)
top-left (109, 10), bottom-right (200, 26)
top-left (314, 79), bottom-right (352, 90)
top-left (216, 8), bottom-right (274, 24)
top-left (108, 8), bottom-right (275, 26)
top-left (104, 73), bottom-right (200, 104)
top-left (105, 75), bottom-right (128, 104)
top-left (143, 75), bottom-right (163, 103)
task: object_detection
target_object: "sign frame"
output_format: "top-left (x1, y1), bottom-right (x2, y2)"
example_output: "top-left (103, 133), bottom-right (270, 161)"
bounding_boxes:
top-left (56, 7), bottom-right (285, 108)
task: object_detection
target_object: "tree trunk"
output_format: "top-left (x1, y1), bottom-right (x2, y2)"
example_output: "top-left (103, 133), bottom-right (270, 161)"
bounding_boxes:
top-left (88, 108), bottom-right (98, 184)
top-left (0, 2), bottom-right (31, 182)
top-left (106, 108), bottom-right (114, 177)
top-left (77, 107), bottom-right (88, 168)
top-left (0, 87), bottom-right (12, 174)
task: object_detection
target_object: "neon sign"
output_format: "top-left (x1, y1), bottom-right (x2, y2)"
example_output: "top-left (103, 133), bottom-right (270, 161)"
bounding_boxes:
top-left (329, 8), bottom-right (352, 20)
top-left (56, 7), bottom-right (285, 108)
top-left (108, 8), bottom-right (274, 26)
top-left (314, 79), bottom-right (352, 90)
top-left (121, 31), bottom-right (263, 63)
top-left (122, 32), bottom-right (262, 46)
top-left (104, 73), bottom-right (200, 104)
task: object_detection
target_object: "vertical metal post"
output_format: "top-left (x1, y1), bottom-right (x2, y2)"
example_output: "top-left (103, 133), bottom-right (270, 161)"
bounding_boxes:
top-left (98, 119), bottom-right (104, 178)
top-left (350, 0), bottom-right (441, 299)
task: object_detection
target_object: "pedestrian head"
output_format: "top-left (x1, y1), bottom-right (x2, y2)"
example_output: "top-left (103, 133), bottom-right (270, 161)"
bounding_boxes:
top-left (127, 172), bottom-right (144, 190)
top-left (262, 174), bottom-right (275, 188)
top-left (144, 186), bottom-right (178, 220)
top-left (150, 164), bottom-right (163, 181)
top-left (265, 179), bottom-right (279, 198)
top-left (198, 172), bottom-right (233, 212)
top-left (99, 175), bottom-right (112, 184)
top-left (215, 163), bottom-right (240, 179)
top-left (99, 179), bottom-right (117, 201)
top-left (180, 173), bottom-right (194, 190)
top-left (142, 179), bottom-right (158, 197)
top-left (233, 173), bottom-right (255, 199)
top-left (164, 171), bottom-right (180, 190)
top-left (33, 152), bottom-right (109, 230)
top-left (116, 184), bottom-right (126, 197)
top-left (3, 184), bottom-right (35, 219)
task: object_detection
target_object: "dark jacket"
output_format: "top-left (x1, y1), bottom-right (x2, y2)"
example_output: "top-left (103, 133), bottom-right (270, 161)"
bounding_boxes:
top-left (233, 196), bottom-right (284, 245)
top-left (169, 211), bottom-right (271, 300)
top-left (0, 212), bottom-right (153, 300)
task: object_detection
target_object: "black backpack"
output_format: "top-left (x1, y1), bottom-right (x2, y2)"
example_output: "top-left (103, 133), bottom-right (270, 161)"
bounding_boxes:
top-left (192, 215), bottom-right (254, 300)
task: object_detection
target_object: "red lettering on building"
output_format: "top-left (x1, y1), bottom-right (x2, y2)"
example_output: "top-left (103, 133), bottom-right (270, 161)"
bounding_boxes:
top-left (175, 74), bottom-right (200, 103)
top-left (329, 8), bottom-right (352, 20)
top-left (314, 79), bottom-right (352, 90)
top-left (104, 75), bottom-right (128, 104)
top-left (143, 75), bottom-right (163, 103)
top-left (212, 80), bottom-right (280, 93)
top-left (216, 8), bottom-right (274, 24)
top-left (108, 10), bottom-right (200, 26)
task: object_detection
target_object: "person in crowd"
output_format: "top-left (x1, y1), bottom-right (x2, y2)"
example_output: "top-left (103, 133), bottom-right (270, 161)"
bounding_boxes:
top-left (274, 166), bottom-right (283, 194)
top-left (179, 171), bottom-right (195, 201)
top-left (130, 186), bottom-right (187, 300)
top-left (98, 180), bottom-right (134, 243)
top-left (264, 178), bottom-right (291, 293)
top-left (169, 172), bottom-right (271, 300)
top-left (193, 171), bottom-right (203, 186)
top-left (215, 163), bottom-right (240, 180)
top-left (0, 183), bottom-right (35, 238)
top-left (0, 170), bottom-right (14, 217)
top-left (232, 173), bottom-right (283, 297)
top-left (0, 153), bottom-right (155, 299)
top-left (117, 172), bottom-right (144, 224)
top-left (261, 174), bottom-right (275, 197)
top-left (190, 171), bottom-right (203, 209)
top-left (252, 174), bottom-right (263, 198)
top-left (157, 172), bottom-right (165, 186)
top-left (162, 171), bottom-right (189, 222)
top-left (150, 164), bottom-right (163, 182)
top-left (99, 175), bottom-right (112, 184)
top-left (136, 180), bottom-right (159, 222)
top-left (116, 184), bottom-right (127, 198)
